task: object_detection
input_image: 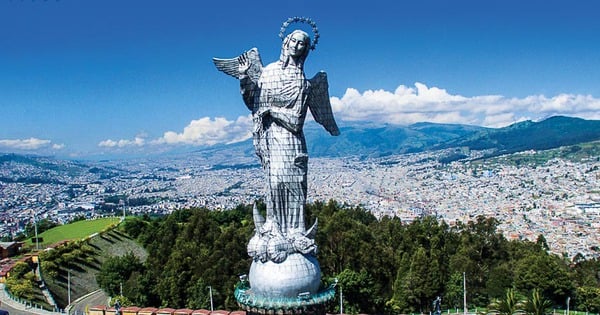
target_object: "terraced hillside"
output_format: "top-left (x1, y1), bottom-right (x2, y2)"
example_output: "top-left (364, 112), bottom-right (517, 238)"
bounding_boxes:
top-left (40, 228), bottom-right (147, 309)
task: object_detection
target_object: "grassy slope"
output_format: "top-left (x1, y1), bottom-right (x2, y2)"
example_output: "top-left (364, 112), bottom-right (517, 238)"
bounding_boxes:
top-left (28, 217), bottom-right (121, 247)
top-left (43, 227), bottom-right (147, 309)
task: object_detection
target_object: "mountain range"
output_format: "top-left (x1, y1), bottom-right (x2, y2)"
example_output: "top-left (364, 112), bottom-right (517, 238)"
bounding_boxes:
top-left (301, 115), bottom-right (600, 160)
top-left (1, 116), bottom-right (599, 167)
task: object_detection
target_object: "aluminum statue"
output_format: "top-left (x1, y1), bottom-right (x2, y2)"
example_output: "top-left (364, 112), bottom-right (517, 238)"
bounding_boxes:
top-left (213, 17), bottom-right (339, 315)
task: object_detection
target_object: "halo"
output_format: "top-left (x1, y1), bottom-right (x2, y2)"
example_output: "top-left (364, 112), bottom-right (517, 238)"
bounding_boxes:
top-left (278, 16), bottom-right (319, 50)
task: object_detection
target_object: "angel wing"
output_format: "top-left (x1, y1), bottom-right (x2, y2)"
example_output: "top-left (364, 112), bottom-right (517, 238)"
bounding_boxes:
top-left (308, 71), bottom-right (340, 136)
top-left (212, 47), bottom-right (263, 83)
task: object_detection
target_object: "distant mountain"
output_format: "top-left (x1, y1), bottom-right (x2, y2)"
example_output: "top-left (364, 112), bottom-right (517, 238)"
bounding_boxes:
top-left (0, 153), bottom-right (122, 184)
top-left (2, 116), bottom-right (598, 167)
top-left (303, 121), bottom-right (485, 158)
top-left (434, 116), bottom-right (600, 158)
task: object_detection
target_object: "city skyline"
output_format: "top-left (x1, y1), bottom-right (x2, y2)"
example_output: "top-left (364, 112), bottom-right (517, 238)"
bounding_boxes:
top-left (1, 0), bottom-right (600, 158)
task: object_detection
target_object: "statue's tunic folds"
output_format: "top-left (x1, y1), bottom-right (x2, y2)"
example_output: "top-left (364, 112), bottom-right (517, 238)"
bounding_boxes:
top-left (241, 60), bottom-right (310, 235)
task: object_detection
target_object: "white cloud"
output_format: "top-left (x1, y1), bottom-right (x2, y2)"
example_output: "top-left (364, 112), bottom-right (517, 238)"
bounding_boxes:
top-left (96, 83), bottom-right (600, 151)
top-left (98, 134), bottom-right (146, 148)
top-left (98, 115), bottom-right (253, 149)
top-left (0, 138), bottom-right (57, 150)
top-left (331, 82), bottom-right (600, 127)
top-left (154, 115), bottom-right (252, 146)
top-left (153, 116), bottom-right (249, 146)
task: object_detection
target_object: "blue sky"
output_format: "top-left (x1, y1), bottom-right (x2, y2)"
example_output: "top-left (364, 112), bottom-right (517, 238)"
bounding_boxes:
top-left (1, 0), bottom-right (600, 158)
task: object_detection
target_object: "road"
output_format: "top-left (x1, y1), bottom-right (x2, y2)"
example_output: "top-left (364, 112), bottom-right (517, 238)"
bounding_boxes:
top-left (0, 299), bottom-right (29, 315)
top-left (2, 283), bottom-right (108, 315)
top-left (0, 284), bottom-right (59, 315)
top-left (66, 290), bottom-right (108, 315)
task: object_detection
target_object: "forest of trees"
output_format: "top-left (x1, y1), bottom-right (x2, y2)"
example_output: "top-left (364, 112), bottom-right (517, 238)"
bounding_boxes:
top-left (95, 201), bottom-right (600, 314)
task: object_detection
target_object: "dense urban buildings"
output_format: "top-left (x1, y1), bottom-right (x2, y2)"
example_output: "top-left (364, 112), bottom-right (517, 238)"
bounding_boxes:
top-left (1, 149), bottom-right (599, 259)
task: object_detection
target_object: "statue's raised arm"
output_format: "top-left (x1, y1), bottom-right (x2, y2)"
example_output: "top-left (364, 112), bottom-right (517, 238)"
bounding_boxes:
top-left (213, 47), bottom-right (263, 82)
top-left (213, 48), bottom-right (264, 112)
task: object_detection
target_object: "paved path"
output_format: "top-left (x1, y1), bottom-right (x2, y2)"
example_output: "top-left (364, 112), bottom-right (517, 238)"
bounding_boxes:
top-left (0, 284), bottom-right (61, 315)
top-left (65, 290), bottom-right (107, 315)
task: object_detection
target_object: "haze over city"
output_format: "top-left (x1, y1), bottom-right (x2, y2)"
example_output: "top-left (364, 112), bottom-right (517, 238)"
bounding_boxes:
top-left (1, 0), bottom-right (600, 158)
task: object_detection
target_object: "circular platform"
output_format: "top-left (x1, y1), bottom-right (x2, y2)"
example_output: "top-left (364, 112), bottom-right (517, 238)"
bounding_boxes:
top-left (234, 280), bottom-right (336, 315)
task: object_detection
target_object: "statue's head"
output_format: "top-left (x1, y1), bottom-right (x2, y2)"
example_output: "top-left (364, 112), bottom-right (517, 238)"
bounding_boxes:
top-left (280, 30), bottom-right (310, 68)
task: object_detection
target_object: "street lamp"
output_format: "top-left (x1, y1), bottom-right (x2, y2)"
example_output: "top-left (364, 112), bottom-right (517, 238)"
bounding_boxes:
top-left (31, 209), bottom-right (39, 250)
top-left (463, 272), bottom-right (467, 315)
top-left (208, 286), bottom-right (214, 311)
top-left (68, 268), bottom-right (71, 305)
top-left (340, 285), bottom-right (343, 315)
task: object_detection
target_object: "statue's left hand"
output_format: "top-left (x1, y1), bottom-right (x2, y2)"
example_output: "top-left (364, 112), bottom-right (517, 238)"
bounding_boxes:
top-left (238, 54), bottom-right (250, 76)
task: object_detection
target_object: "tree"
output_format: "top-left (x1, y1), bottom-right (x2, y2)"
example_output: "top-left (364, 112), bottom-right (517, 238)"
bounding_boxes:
top-left (571, 258), bottom-right (600, 287)
top-left (449, 216), bottom-right (509, 306)
top-left (486, 264), bottom-right (514, 299)
top-left (9, 261), bottom-right (31, 278)
top-left (335, 268), bottom-right (380, 314)
top-left (513, 252), bottom-right (573, 306)
top-left (111, 295), bottom-right (133, 307)
top-left (525, 288), bottom-right (553, 315)
top-left (5, 264), bottom-right (37, 301)
top-left (488, 288), bottom-right (526, 315)
top-left (318, 207), bottom-right (374, 275)
top-left (535, 235), bottom-right (549, 251)
top-left (40, 260), bottom-right (59, 279)
top-left (186, 278), bottom-right (211, 310)
top-left (120, 216), bottom-right (149, 240)
top-left (5, 274), bottom-right (35, 300)
top-left (394, 247), bottom-right (438, 313)
top-left (96, 252), bottom-right (144, 296)
top-left (575, 286), bottom-right (600, 313)
top-left (389, 252), bottom-right (412, 313)
top-left (445, 272), bottom-right (464, 309)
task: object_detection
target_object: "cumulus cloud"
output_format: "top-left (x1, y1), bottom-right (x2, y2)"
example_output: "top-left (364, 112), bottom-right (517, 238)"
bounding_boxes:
top-left (98, 134), bottom-right (147, 148)
top-left (96, 83), bottom-right (600, 151)
top-left (0, 138), bottom-right (64, 150)
top-left (154, 115), bottom-right (253, 146)
top-left (98, 115), bottom-right (253, 149)
top-left (331, 82), bottom-right (600, 127)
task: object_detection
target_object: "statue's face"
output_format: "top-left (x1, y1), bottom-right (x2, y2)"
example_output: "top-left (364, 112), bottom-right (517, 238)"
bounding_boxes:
top-left (286, 32), bottom-right (308, 58)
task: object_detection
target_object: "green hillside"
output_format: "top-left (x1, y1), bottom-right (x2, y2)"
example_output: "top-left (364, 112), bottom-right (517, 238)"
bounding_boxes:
top-left (28, 217), bottom-right (121, 248)
top-left (39, 227), bottom-right (147, 309)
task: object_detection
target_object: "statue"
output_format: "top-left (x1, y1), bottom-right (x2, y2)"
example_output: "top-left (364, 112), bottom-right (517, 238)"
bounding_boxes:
top-left (214, 17), bottom-right (339, 264)
top-left (213, 17), bottom-right (339, 313)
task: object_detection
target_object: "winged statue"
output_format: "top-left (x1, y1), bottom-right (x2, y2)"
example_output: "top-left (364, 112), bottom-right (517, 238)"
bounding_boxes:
top-left (213, 20), bottom-right (339, 264)
top-left (213, 48), bottom-right (340, 137)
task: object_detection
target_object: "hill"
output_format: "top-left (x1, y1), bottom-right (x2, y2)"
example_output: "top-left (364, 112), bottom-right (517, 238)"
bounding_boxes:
top-left (303, 121), bottom-right (485, 158)
top-left (29, 217), bottom-right (121, 248)
top-left (200, 116), bottom-right (600, 161)
top-left (1, 116), bottom-right (599, 168)
top-left (40, 227), bottom-right (147, 309)
top-left (436, 116), bottom-right (600, 159)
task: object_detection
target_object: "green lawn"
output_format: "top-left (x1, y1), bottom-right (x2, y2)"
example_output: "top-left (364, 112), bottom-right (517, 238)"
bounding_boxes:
top-left (28, 217), bottom-right (121, 248)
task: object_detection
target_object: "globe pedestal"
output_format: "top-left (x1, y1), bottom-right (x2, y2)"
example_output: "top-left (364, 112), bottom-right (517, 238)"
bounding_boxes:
top-left (250, 253), bottom-right (320, 297)
top-left (235, 254), bottom-right (336, 315)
